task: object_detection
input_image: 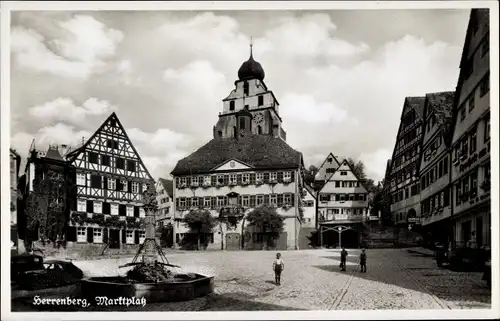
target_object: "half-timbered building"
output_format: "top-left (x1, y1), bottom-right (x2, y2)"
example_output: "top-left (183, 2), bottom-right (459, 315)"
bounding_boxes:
top-left (317, 159), bottom-right (371, 248)
top-left (171, 46), bottom-right (305, 251)
top-left (387, 96), bottom-right (426, 228)
top-left (449, 9), bottom-right (490, 249)
top-left (419, 91), bottom-right (455, 245)
top-left (64, 112), bottom-right (155, 250)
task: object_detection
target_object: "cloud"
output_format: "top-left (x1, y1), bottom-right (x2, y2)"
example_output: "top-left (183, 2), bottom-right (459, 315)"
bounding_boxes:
top-left (264, 14), bottom-right (369, 58)
top-left (11, 15), bottom-right (123, 79)
top-left (10, 11), bottom-right (467, 181)
top-left (360, 148), bottom-right (393, 182)
top-left (28, 97), bottom-right (117, 123)
top-left (11, 123), bottom-right (91, 155)
top-left (280, 93), bottom-right (352, 124)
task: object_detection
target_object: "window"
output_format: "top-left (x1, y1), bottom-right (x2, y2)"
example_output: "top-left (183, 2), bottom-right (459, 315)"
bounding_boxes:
top-left (216, 196), bottom-right (225, 207)
top-left (340, 171), bottom-right (347, 176)
top-left (229, 101), bottom-right (235, 111)
top-left (229, 174), bottom-right (237, 185)
top-left (283, 171), bottom-right (292, 181)
top-left (468, 95), bottom-right (475, 112)
top-left (242, 173), bottom-right (250, 183)
top-left (101, 154), bottom-right (111, 166)
top-left (90, 175), bottom-right (101, 188)
top-left (116, 157), bottom-right (125, 169)
top-left (88, 152), bottom-right (99, 164)
top-left (470, 170), bottom-right (478, 197)
top-left (107, 139), bottom-right (119, 149)
top-left (481, 36), bottom-right (489, 57)
top-left (257, 126), bottom-right (262, 134)
top-left (256, 195), bottom-right (264, 205)
top-left (139, 231), bottom-right (146, 244)
top-left (77, 199), bottom-right (86, 212)
top-left (443, 156), bottom-right (448, 175)
top-left (464, 58), bottom-right (473, 79)
top-left (126, 206), bottom-right (134, 217)
top-left (256, 172), bottom-right (264, 182)
top-left (243, 81), bottom-right (249, 95)
top-left (480, 74), bottom-right (490, 96)
top-left (284, 193), bottom-right (292, 205)
top-left (204, 197), bottom-right (211, 208)
top-left (77, 227), bottom-right (86, 243)
top-left (108, 178), bottom-right (116, 190)
top-left (258, 95), bottom-right (264, 106)
top-left (126, 230), bottom-right (134, 244)
top-left (131, 182), bottom-right (139, 193)
top-left (179, 197), bottom-right (186, 209)
top-left (93, 228), bottom-right (103, 243)
top-left (326, 168), bottom-right (335, 173)
top-left (94, 201), bottom-right (102, 214)
top-left (438, 161), bottom-right (443, 178)
top-left (109, 119), bottom-right (117, 127)
top-left (484, 117), bottom-right (490, 141)
top-left (77, 173), bottom-right (86, 186)
top-left (470, 128), bottom-right (477, 153)
top-left (270, 172), bottom-right (277, 181)
top-left (270, 194), bottom-right (277, 205)
top-left (460, 106), bottom-right (466, 121)
top-left (111, 204), bottom-right (119, 215)
top-left (127, 160), bottom-right (136, 172)
top-left (121, 180), bottom-right (128, 192)
top-left (204, 176), bottom-right (211, 186)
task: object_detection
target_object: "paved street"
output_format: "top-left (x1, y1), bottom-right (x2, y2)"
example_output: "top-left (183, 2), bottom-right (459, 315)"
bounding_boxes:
top-left (12, 248), bottom-right (491, 311)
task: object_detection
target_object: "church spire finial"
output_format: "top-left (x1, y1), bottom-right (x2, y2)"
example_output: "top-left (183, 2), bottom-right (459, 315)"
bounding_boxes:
top-left (250, 36), bottom-right (253, 58)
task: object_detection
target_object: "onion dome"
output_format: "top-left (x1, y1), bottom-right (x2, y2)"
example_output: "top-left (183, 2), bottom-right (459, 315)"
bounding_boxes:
top-left (237, 43), bottom-right (265, 81)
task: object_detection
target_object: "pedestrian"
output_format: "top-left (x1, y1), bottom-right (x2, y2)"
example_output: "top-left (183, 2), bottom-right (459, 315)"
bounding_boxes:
top-left (359, 248), bottom-right (367, 273)
top-left (340, 247), bottom-right (348, 271)
top-left (273, 252), bottom-right (284, 285)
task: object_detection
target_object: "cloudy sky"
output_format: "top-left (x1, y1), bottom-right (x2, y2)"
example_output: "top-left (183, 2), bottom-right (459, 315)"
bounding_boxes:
top-left (10, 9), bottom-right (470, 181)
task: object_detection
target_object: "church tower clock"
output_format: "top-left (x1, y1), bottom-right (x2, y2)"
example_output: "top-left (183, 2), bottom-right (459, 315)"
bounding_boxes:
top-left (213, 41), bottom-right (287, 141)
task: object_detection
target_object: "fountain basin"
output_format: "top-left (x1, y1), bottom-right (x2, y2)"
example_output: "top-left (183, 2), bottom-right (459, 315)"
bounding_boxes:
top-left (81, 274), bottom-right (214, 303)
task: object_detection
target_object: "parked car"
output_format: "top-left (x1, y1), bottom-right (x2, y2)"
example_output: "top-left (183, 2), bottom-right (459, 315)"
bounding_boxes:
top-left (11, 254), bottom-right (45, 283)
top-left (14, 258), bottom-right (84, 291)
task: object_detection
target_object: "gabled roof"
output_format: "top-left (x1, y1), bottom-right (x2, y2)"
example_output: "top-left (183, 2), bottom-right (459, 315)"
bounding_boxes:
top-left (423, 91), bottom-right (455, 146)
top-left (65, 112), bottom-right (154, 182)
top-left (158, 178), bottom-right (173, 197)
top-left (318, 159), bottom-right (369, 194)
top-left (314, 152), bottom-right (341, 181)
top-left (171, 134), bottom-right (303, 176)
top-left (10, 148), bottom-right (20, 158)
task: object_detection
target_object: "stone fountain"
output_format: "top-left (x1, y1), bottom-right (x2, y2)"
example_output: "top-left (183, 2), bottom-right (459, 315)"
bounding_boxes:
top-left (81, 190), bottom-right (214, 303)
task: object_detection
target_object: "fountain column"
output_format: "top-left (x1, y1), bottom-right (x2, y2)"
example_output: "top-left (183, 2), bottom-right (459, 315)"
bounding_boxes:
top-left (143, 210), bottom-right (157, 264)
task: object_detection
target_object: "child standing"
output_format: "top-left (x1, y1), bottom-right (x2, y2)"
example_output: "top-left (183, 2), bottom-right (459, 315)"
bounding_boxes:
top-left (273, 253), bottom-right (284, 285)
top-left (360, 248), bottom-right (367, 273)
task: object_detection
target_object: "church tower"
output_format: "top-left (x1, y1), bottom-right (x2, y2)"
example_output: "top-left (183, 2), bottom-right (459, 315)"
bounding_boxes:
top-left (213, 41), bottom-right (287, 141)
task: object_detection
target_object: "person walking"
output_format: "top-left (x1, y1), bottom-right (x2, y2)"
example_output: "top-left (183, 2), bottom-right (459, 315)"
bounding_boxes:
top-left (273, 252), bottom-right (284, 285)
top-left (359, 248), bottom-right (367, 273)
top-left (340, 247), bottom-right (348, 271)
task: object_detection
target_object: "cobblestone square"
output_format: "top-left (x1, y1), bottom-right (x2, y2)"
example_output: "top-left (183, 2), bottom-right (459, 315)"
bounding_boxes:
top-left (13, 248), bottom-right (491, 311)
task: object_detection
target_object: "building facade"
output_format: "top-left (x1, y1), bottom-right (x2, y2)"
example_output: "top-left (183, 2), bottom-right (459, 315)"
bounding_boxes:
top-left (18, 145), bottom-right (76, 248)
top-left (63, 113), bottom-right (155, 250)
top-left (450, 9), bottom-right (490, 249)
top-left (317, 159), bottom-right (370, 248)
top-left (155, 178), bottom-right (173, 227)
top-left (419, 91), bottom-right (455, 245)
top-left (388, 96), bottom-right (426, 228)
top-left (171, 47), bottom-right (305, 251)
top-left (302, 185), bottom-right (316, 228)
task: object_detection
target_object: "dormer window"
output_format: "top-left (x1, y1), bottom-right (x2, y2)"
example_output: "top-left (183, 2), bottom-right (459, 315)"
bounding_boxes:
top-left (258, 95), bottom-right (264, 106)
top-left (229, 101), bottom-right (235, 111)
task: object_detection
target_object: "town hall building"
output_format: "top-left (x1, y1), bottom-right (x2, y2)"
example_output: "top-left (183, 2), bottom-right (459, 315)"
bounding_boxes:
top-left (171, 45), bottom-right (305, 250)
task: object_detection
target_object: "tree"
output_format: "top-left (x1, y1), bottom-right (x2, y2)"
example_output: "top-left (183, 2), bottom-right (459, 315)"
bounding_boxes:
top-left (303, 165), bottom-right (319, 187)
top-left (346, 158), bottom-right (377, 192)
top-left (245, 205), bottom-right (285, 249)
top-left (183, 209), bottom-right (217, 250)
top-left (157, 223), bottom-right (174, 248)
